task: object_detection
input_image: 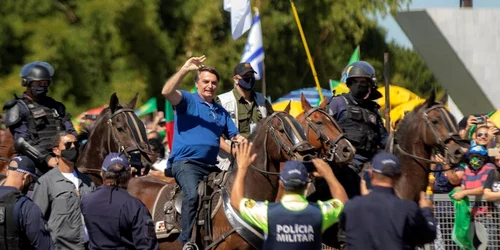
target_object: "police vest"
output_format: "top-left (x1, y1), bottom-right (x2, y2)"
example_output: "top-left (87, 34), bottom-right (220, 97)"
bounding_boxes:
top-left (338, 94), bottom-right (381, 157)
top-left (0, 190), bottom-right (32, 250)
top-left (265, 202), bottom-right (323, 250)
top-left (217, 91), bottom-right (268, 128)
top-left (17, 97), bottom-right (64, 153)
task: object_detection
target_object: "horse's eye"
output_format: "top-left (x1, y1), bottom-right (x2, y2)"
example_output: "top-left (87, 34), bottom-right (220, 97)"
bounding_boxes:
top-left (432, 119), bottom-right (439, 124)
top-left (117, 127), bottom-right (125, 132)
top-left (315, 120), bottom-right (323, 125)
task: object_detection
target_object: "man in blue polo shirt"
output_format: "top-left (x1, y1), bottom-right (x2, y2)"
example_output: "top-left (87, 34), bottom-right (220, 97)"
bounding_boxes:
top-left (161, 55), bottom-right (243, 247)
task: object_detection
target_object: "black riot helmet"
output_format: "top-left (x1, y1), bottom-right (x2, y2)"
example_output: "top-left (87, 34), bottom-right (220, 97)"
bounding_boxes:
top-left (340, 61), bottom-right (377, 87)
top-left (20, 61), bottom-right (55, 87)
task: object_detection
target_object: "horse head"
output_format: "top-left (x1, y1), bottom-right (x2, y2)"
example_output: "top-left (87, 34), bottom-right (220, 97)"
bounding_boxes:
top-left (77, 93), bottom-right (152, 179)
top-left (396, 91), bottom-right (465, 167)
top-left (295, 94), bottom-right (355, 164)
top-left (248, 111), bottom-right (316, 174)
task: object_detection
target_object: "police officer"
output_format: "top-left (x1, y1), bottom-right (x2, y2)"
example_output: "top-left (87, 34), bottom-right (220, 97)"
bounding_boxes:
top-left (0, 156), bottom-right (53, 249)
top-left (231, 141), bottom-right (347, 250)
top-left (3, 61), bottom-right (76, 174)
top-left (216, 62), bottom-right (273, 169)
top-left (327, 61), bottom-right (388, 196)
top-left (81, 153), bottom-right (158, 250)
top-left (339, 152), bottom-right (436, 249)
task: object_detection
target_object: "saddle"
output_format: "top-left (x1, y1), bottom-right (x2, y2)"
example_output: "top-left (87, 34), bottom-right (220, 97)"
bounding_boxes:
top-left (151, 171), bottom-right (229, 239)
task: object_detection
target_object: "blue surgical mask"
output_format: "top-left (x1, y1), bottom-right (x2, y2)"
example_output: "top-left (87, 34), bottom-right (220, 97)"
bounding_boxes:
top-left (238, 77), bottom-right (255, 91)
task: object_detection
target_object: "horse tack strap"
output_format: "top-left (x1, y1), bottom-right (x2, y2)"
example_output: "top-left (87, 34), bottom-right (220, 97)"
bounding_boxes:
top-left (220, 188), bottom-right (264, 249)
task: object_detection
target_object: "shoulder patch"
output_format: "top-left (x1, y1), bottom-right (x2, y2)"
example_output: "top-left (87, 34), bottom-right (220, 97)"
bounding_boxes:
top-left (244, 199), bottom-right (256, 209)
top-left (330, 200), bottom-right (340, 208)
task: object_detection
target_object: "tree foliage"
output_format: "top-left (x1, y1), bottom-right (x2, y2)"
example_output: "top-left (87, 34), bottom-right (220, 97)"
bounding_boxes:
top-left (0, 0), bottom-right (440, 117)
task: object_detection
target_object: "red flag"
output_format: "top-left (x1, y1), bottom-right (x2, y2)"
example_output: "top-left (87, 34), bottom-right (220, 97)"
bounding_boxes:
top-left (165, 100), bottom-right (175, 151)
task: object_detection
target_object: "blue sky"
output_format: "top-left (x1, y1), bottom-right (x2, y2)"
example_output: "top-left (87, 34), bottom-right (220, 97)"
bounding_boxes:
top-left (378, 0), bottom-right (500, 48)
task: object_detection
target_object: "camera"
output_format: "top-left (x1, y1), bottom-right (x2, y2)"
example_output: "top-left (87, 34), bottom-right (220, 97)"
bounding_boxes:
top-left (474, 115), bottom-right (486, 125)
top-left (303, 161), bottom-right (316, 172)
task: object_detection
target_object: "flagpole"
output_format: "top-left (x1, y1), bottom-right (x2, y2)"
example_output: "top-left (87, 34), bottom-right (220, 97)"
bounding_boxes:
top-left (289, 0), bottom-right (324, 102)
top-left (262, 61), bottom-right (267, 96)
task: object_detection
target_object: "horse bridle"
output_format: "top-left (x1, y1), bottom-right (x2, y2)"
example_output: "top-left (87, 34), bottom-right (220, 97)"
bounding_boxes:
top-left (107, 108), bottom-right (152, 162)
top-left (303, 107), bottom-right (346, 161)
top-left (396, 103), bottom-right (462, 166)
top-left (249, 112), bottom-right (312, 176)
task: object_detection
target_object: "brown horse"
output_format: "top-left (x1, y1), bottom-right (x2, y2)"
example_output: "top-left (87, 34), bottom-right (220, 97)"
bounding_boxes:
top-left (292, 93), bottom-right (357, 249)
top-left (127, 111), bottom-right (316, 250)
top-left (393, 91), bottom-right (465, 201)
top-left (0, 130), bottom-right (15, 183)
top-left (76, 93), bottom-right (153, 186)
top-left (295, 93), bottom-right (354, 164)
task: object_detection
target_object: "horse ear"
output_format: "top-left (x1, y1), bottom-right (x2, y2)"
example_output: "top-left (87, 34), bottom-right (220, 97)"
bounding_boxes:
top-left (439, 90), bottom-right (448, 104)
top-left (284, 101), bottom-right (291, 114)
top-left (300, 93), bottom-right (312, 110)
top-left (128, 93), bottom-right (139, 109)
top-left (109, 93), bottom-right (119, 113)
top-left (424, 90), bottom-right (436, 108)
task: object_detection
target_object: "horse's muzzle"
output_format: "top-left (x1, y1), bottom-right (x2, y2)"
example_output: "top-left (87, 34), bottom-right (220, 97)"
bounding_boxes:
top-left (446, 144), bottom-right (465, 165)
top-left (332, 138), bottom-right (355, 164)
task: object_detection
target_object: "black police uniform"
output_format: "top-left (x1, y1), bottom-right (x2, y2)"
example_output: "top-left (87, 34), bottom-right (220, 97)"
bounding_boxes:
top-left (3, 62), bottom-right (76, 174)
top-left (339, 186), bottom-right (436, 250)
top-left (0, 186), bottom-right (53, 250)
top-left (81, 185), bottom-right (158, 250)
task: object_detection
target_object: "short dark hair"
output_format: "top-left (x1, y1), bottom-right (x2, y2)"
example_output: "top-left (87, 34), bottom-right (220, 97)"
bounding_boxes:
top-left (282, 180), bottom-right (307, 194)
top-left (148, 138), bottom-right (165, 158)
top-left (51, 131), bottom-right (72, 148)
top-left (102, 164), bottom-right (130, 187)
top-left (193, 66), bottom-right (220, 83)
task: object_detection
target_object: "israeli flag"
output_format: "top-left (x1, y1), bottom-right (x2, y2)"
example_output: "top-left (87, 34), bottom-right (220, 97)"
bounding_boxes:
top-left (241, 9), bottom-right (264, 80)
top-left (229, 0), bottom-right (252, 40)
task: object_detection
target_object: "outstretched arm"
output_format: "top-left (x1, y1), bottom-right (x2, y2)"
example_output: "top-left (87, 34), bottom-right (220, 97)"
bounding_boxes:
top-left (230, 141), bottom-right (257, 211)
top-left (161, 55), bottom-right (206, 106)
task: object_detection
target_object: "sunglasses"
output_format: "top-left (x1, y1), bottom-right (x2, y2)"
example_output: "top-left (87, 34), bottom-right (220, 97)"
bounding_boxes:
top-left (63, 141), bottom-right (80, 150)
top-left (477, 132), bottom-right (488, 138)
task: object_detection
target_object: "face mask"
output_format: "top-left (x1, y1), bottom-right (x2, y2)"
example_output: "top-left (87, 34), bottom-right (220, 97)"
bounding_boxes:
top-left (61, 147), bottom-right (79, 163)
top-left (30, 86), bottom-right (48, 97)
top-left (469, 156), bottom-right (484, 170)
top-left (350, 82), bottom-right (370, 100)
top-left (238, 77), bottom-right (256, 91)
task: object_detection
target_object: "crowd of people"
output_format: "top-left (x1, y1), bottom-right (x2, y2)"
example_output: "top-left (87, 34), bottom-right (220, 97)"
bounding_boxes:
top-left (0, 57), bottom-right (499, 250)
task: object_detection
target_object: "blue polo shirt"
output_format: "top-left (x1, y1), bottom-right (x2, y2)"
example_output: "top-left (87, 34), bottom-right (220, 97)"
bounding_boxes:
top-left (167, 90), bottom-right (239, 168)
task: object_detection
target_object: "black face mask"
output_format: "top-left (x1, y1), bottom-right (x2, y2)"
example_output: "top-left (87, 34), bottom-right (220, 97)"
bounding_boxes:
top-left (350, 82), bottom-right (370, 100)
top-left (30, 86), bottom-right (48, 97)
top-left (61, 147), bottom-right (79, 163)
top-left (238, 77), bottom-right (256, 91)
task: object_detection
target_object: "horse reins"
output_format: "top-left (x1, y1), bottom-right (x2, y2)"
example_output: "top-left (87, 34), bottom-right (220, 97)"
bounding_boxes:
top-left (395, 103), bottom-right (463, 173)
top-left (249, 112), bottom-right (311, 176)
top-left (303, 107), bottom-right (346, 161)
top-left (106, 108), bottom-right (152, 157)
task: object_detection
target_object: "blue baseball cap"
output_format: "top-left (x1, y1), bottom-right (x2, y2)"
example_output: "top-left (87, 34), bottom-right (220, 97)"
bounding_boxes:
top-left (280, 161), bottom-right (308, 187)
top-left (8, 156), bottom-right (38, 181)
top-left (371, 152), bottom-right (401, 177)
top-left (102, 153), bottom-right (129, 172)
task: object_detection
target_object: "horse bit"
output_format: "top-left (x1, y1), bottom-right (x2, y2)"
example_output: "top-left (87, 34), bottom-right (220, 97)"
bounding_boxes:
top-left (303, 107), bottom-right (346, 162)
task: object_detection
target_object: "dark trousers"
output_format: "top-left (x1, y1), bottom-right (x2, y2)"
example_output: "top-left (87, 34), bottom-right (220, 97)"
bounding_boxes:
top-left (171, 160), bottom-right (219, 244)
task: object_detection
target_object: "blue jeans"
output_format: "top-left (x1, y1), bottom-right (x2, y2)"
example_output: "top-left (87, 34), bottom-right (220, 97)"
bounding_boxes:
top-left (172, 160), bottom-right (219, 244)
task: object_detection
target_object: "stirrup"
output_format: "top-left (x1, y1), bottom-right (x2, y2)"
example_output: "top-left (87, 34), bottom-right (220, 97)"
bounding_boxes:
top-left (182, 242), bottom-right (199, 250)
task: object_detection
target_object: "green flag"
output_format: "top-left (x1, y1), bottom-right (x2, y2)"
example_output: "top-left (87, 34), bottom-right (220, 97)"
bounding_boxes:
top-left (347, 45), bottom-right (360, 65)
top-left (135, 97), bottom-right (157, 116)
top-left (190, 85), bottom-right (197, 93)
top-left (449, 189), bottom-right (474, 249)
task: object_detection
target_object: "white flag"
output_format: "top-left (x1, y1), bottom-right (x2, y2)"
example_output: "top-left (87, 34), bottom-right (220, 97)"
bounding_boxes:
top-left (223, 0), bottom-right (231, 11)
top-left (230, 0), bottom-right (252, 40)
top-left (241, 10), bottom-right (264, 80)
